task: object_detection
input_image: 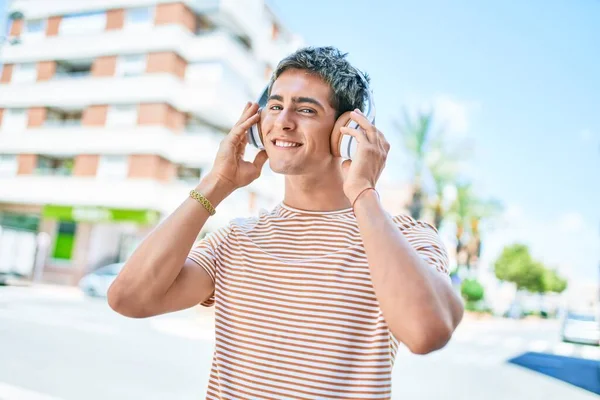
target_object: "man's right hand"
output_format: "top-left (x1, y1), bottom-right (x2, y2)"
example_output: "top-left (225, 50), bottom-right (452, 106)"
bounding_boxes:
top-left (208, 102), bottom-right (268, 192)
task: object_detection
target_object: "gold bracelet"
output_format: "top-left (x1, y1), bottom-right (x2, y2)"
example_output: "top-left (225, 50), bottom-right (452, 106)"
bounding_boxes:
top-left (189, 189), bottom-right (216, 216)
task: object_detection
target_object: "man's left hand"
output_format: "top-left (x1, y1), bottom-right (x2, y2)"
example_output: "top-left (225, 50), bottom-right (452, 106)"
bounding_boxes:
top-left (340, 109), bottom-right (390, 205)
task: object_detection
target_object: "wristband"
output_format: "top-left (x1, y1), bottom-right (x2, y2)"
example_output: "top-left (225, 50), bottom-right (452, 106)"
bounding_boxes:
top-left (352, 187), bottom-right (379, 210)
top-left (189, 189), bottom-right (216, 216)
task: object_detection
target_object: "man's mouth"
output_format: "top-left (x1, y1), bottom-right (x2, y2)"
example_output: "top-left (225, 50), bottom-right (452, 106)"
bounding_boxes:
top-left (272, 139), bottom-right (303, 148)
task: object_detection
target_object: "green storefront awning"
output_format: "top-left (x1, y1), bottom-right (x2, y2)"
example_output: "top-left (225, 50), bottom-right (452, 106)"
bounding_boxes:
top-left (42, 205), bottom-right (160, 225)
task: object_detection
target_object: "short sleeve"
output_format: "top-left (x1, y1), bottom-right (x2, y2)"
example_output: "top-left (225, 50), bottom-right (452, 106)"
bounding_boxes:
top-left (187, 225), bottom-right (231, 307)
top-left (392, 214), bottom-right (450, 280)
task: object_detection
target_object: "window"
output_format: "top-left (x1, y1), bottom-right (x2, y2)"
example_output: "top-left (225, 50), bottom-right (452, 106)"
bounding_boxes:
top-left (22, 19), bottom-right (46, 42)
top-left (1, 108), bottom-right (28, 133)
top-left (176, 165), bottom-right (202, 184)
top-left (55, 60), bottom-right (92, 79)
top-left (25, 19), bottom-right (46, 34)
top-left (106, 105), bottom-right (138, 127)
top-left (96, 155), bottom-right (128, 179)
top-left (12, 63), bottom-right (37, 83)
top-left (35, 156), bottom-right (74, 176)
top-left (125, 7), bottom-right (153, 29)
top-left (59, 12), bottom-right (106, 36)
top-left (45, 109), bottom-right (83, 127)
top-left (0, 155), bottom-right (18, 177)
top-left (115, 54), bottom-right (146, 77)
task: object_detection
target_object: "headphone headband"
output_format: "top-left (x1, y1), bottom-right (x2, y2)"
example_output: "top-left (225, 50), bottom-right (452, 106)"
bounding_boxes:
top-left (354, 67), bottom-right (376, 125)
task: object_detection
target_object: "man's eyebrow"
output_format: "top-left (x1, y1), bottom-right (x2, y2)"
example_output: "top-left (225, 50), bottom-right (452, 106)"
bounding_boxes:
top-left (268, 94), bottom-right (284, 102)
top-left (294, 97), bottom-right (324, 110)
top-left (267, 95), bottom-right (325, 110)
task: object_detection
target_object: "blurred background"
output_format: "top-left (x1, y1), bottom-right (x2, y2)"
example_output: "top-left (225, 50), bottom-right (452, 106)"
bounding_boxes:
top-left (0, 0), bottom-right (598, 399)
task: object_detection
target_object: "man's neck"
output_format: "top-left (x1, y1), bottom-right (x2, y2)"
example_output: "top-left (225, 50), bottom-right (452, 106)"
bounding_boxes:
top-left (282, 171), bottom-right (351, 212)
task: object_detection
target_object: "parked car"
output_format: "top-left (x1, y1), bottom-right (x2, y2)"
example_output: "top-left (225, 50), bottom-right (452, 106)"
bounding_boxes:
top-left (560, 310), bottom-right (600, 346)
top-left (78, 263), bottom-right (124, 297)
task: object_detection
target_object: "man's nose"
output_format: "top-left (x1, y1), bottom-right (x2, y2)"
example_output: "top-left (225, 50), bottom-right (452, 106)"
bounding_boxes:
top-left (274, 109), bottom-right (295, 131)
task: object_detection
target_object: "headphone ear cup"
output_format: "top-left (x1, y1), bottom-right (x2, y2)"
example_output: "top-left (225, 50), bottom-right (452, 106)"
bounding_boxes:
top-left (330, 112), bottom-right (353, 157)
top-left (248, 109), bottom-right (265, 149)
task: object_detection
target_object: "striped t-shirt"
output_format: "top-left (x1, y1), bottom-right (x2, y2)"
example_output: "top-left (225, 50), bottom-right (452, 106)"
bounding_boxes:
top-left (188, 203), bottom-right (450, 400)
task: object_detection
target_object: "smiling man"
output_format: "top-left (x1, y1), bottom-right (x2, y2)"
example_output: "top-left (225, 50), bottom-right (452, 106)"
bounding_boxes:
top-left (107, 46), bottom-right (464, 400)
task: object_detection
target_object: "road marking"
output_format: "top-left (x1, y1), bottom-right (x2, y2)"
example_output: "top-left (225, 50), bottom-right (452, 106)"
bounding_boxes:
top-left (527, 339), bottom-right (550, 353)
top-left (579, 345), bottom-right (600, 360)
top-left (553, 342), bottom-right (577, 356)
top-left (0, 382), bottom-right (65, 400)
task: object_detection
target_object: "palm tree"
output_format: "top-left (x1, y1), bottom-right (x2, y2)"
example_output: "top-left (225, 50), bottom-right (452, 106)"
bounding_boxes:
top-left (449, 183), bottom-right (502, 273)
top-left (426, 135), bottom-right (470, 230)
top-left (394, 108), bottom-right (437, 220)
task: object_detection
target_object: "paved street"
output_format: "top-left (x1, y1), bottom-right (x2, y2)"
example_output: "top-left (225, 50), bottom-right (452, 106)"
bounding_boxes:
top-left (0, 285), bottom-right (598, 400)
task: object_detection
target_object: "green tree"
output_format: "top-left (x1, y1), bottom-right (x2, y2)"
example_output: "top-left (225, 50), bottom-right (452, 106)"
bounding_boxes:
top-left (461, 278), bottom-right (485, 302)
top-left (542, 268), bottom-right (568, 293)
top-left (494, 243), bottom-right (567, 294)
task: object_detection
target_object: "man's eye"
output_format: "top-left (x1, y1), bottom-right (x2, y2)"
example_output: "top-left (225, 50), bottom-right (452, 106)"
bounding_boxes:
top-left (299, 109), bottom-right (315, 114)
top-left (269, 105), bottom-right (282, 111)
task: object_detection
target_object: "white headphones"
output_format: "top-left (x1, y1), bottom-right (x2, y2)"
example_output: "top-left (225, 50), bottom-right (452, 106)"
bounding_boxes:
top-left (247, 68), bottom-right (376, 160)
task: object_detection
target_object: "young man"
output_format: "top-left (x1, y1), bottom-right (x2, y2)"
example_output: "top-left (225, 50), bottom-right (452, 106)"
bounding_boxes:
top-left (108, 46), bottom-right (464, 400)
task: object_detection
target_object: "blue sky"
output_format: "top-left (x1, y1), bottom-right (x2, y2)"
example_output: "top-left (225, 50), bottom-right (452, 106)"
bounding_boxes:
top-left (266, 0), bottom-right (600, 285)
top-left (1, 0), bottom-right (598, 285)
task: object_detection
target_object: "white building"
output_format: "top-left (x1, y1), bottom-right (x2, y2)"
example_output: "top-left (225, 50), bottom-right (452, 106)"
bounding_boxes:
top-left (0, 0), bottom-right (302, 285)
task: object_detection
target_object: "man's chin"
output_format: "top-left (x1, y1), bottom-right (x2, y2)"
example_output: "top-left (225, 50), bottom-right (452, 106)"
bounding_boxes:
top-left (269, 161), bottom-right (305, 176)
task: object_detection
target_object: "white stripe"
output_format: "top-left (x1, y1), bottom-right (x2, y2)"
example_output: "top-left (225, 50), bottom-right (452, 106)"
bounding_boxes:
top-left (216, 331), bottom-right (390, 366)
top-left (215, 321), bottom-right (390, 357)
top-left (216, 370), bottom-right (391, 399)
top-left (220, 269), bottom-right (375, 292)
top-left (217, 292), bottom-right (380, 321)
top-left (216, 316), bottom-right (388, 347)
top-left (216, 350), bottom-right (392, 383)
top-left (221, 306), bottom-right (387, 337)
top-left (222, 285), bottom-right (379, 312)
top-left (0, 383), bottom-right (65, 400)
top-left (224, 275), bottom-right (378, 303)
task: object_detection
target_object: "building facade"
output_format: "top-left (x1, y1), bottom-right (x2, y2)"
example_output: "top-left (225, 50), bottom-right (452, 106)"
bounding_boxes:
top-left (0, 0), bottom-right (302, 285)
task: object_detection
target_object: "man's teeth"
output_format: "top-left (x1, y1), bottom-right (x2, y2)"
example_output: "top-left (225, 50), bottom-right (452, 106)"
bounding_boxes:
top-left (275, 140), bottom-right (301, 148)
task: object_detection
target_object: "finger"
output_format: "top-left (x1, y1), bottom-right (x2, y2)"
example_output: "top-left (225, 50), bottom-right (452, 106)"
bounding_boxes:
top-left (340, 126), bottom-right (369, 144)
top-left (235, 102), bottom-right (252, 124)
top-left (233, 112), bottom-right (260, 138)
top-left (236, 102), bottom-right (259, 126)
top-left (253, 150), bottom-right (269, 170)
top-left (350, 109), bottom-right (377, 142)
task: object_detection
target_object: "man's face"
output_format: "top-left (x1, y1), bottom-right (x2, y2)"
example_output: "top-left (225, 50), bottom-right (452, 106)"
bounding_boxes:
top-left (260, 69), bottom-right (338, 176)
